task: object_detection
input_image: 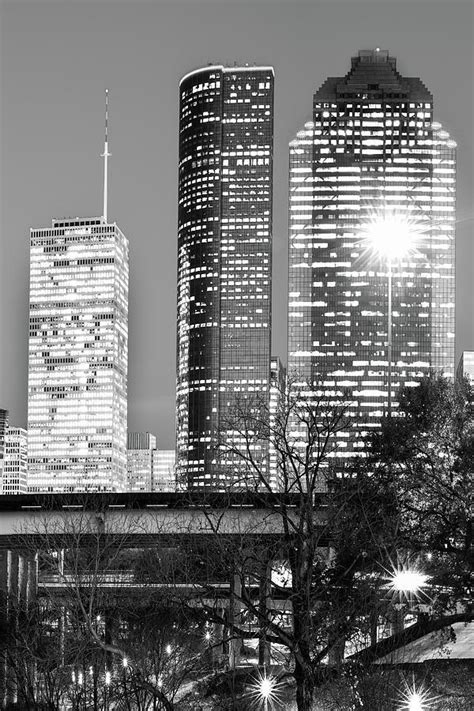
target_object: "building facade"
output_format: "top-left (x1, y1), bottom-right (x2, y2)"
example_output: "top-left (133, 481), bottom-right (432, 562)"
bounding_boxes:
top-left (456, 351), bottom-right (474, 382)
top-left (127, 432), bottom-right (157, 492)
top-left (0, 409), bottom-right (8, 486)
top-left (288, 50), bottom-right (456, 463)
top-left (152, 449), bottom-right (176, 492)
top-left (176, 65), bottom-right (274, 489)
top-left (2, 427), bottom-right (28, 494)
top-left (269, 356), bottom-right (286, 489)
top-left (28, 217), bottom-right (129, 492)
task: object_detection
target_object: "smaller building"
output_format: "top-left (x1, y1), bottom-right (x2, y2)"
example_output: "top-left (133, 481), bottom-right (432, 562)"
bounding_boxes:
top-left (0, 409), bottom-right (8, 483)
top-left (127, 432), bottom-right (157, 492)
top-left (2, 427), bottom-right (28, 494)
top-left (456, 351), bottom-right (474, 382)
top-left (152, 450), bottom-right (176, 492)
top-left (269, 356), bottom-right (286, 490)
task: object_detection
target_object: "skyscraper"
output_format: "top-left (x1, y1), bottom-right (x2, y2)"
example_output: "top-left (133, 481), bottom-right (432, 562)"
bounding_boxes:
top-left (288, 50), bottom-right (456, 461)
top-left (27, 91), bottom-right (129, 492)
top-left (176, 65), bottom-right (274, 489)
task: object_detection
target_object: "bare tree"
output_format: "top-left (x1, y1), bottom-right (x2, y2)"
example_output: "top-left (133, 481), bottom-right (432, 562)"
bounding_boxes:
top-left (165, 380), bottom-right (404, 711)
top-left (2, 497), bottom-right (212, 710)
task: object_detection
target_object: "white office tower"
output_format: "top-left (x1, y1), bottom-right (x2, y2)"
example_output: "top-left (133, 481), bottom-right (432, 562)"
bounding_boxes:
top-left (28, 217), bottom-right (129, 492)
top-left (27, 92), bottom-right (129, 492)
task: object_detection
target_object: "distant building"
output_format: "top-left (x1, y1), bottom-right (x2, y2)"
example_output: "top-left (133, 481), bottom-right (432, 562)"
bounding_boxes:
top-left (28, 216), bottom-right (128, 492)
top-left (287, 49), bottom-right (456, 467)
top-left (2, 427), bottom-right (28, 494)
top-left (269, 356), bottom-right (286, 489)
top-left (152, 450), bottom-right (176, 492)
top-left (0, 409), bottom-right (9, 489)
top-left (456, 351), bottom-right (474, 382)
top-left (127, 432), bottom-right (157, 492)
top-left (176, 65), bottom-right (274, 490)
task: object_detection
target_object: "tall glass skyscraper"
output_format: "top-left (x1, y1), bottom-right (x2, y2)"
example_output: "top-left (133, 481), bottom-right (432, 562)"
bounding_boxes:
top-left (176, 65), bottom-right (274, 489)
top-left (288, 50), bottom-right (456, 462)
top-left (28, 216), bottom-right (129, 492)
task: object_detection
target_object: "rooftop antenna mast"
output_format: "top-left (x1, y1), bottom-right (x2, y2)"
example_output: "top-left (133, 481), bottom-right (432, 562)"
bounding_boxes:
top-left (101, 88), bottom-right (110, 223)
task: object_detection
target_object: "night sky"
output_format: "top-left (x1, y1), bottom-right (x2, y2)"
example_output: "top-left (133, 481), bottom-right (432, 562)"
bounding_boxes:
top-left (1, 0), bottom-right (472, 448)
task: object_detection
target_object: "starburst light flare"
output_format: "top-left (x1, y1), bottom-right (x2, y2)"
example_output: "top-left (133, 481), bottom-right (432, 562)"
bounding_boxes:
top-left (382, 560), bottom-right (431, 603)
top-left (390, 569), bottom-right (430, 593)
top-left (247, 671), bottom-right (284, 709)
top-left (397, 681), bottom-right (438, 710)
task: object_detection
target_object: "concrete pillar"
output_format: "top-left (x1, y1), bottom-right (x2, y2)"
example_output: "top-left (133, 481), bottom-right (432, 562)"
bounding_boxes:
top-left (228, 572), bottom-right (242, 669)
top-left (258, 559), bottom-right (271, 668)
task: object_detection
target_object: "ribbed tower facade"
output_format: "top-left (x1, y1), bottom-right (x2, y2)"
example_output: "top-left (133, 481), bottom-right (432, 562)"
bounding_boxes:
top-left (28, 217), bottom-right (129, 491)
top-left (177, 65), bottom-right (274, 489)
top-left (288, 50), bottom-right (456, 463)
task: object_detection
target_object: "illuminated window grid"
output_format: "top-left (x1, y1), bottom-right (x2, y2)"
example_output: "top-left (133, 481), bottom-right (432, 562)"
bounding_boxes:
top-left (27, 218), bottom-right (129, 492)
top-left (287, 51), bottom-right (456, 471)
top-left (152, 449), bottom-right (176, 492)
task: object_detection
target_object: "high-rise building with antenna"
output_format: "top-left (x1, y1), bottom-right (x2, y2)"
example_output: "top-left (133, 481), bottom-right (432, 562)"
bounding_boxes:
top-left (27, 91), bottom-right (129, 492)
top-left (176, 65), bottom-right (274, 490)
top-left (287, 50), bottom-right (456, 467)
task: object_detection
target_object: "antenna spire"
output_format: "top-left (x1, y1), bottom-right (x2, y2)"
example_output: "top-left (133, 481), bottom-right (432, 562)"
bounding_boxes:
top-left (101, 88), bottom-right (111, 223)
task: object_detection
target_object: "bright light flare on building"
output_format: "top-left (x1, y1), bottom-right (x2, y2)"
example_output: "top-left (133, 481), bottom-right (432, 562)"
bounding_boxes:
top-left (359, 209), bottom-right (425, 263)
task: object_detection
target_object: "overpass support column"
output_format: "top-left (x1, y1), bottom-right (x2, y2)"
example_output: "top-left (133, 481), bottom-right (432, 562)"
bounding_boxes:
top-left (228, 570), bottom-right (242, 669)
top-left (258, 557), bottom-right (271, 668)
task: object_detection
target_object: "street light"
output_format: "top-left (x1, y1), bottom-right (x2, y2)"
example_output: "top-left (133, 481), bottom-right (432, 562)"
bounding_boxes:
top-left (390, 569), bottom-right (430, 594)
top-left (384, 561), bottom-right (430, 605)
top-left (247, 671), bottom-right (283, 710)
top-left (398, 682), bottom-right (437, 710)
top-left (361, 211), bottom-right (420, 416)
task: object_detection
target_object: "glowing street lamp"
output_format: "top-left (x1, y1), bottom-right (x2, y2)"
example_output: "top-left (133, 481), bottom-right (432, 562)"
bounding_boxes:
top-left (385, 561), bottom-right (430, 604)
top-left (361, 212), bottom-right (420, 415)
top-left (247, 671), bottom-right (283, 710)
top-left (390, 569), bottom-right (430, 594)
top-left (407, 692), bottom-right (424, 711)
top-left (397, 682), bottom-right (437, 710)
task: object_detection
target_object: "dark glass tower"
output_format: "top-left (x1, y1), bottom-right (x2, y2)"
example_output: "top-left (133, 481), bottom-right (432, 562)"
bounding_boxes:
top-left (176, 65), bottom-right (274, 489)
top-left (288, 50), bottom-right (456, 465)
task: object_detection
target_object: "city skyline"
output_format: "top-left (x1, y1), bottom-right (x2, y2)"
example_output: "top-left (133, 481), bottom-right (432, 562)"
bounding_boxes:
top-left (1, 0), bottom-right (472, 449)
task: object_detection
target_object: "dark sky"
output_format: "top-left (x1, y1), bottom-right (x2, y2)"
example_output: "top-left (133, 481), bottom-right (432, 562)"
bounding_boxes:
top-left (1, 0), bottom-right (473, 448)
